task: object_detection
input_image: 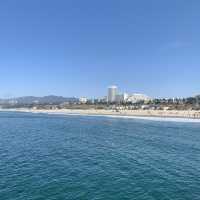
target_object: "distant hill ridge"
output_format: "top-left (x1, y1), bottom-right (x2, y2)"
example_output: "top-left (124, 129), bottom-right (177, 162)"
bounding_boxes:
top-left (0, 95), bottom-right (78, 104)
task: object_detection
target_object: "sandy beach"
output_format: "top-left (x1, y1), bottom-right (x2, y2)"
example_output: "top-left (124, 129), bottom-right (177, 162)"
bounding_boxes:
top-left (2, 108), bottom-right (200, 119)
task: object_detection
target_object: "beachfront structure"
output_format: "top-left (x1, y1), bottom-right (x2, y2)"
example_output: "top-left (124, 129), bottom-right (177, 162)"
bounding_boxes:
top-left (126, 93), bottom-right (152, 103)
top-left (107, 86), bottom-right (118, 103)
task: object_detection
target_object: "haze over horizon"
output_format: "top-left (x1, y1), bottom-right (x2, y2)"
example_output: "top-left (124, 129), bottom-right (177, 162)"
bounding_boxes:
top-left (0, 0), bottom-right (200, 99)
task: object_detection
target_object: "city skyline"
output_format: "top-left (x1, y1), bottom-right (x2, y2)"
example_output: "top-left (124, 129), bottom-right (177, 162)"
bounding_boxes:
top-left (0, 0), bottom-right (200, 98)
top-left (0, 83), bottom-right (198, 101)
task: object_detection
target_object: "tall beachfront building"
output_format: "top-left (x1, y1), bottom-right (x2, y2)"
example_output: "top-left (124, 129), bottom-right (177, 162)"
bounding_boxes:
top-left (107, 85), bottom-right (118, 103)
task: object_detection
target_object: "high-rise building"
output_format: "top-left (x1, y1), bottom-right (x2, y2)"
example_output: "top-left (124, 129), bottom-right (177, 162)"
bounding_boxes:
top-left (107, 85), bottom-right (118, 103)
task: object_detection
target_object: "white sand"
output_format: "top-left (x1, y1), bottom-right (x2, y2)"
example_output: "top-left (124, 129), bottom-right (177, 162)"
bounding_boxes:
top-left (1, 108), bottom-right (200, 122)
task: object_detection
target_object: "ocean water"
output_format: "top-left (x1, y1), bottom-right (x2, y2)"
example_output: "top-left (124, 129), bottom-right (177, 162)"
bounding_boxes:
top-left (0, 112), bottom-right (200, 200)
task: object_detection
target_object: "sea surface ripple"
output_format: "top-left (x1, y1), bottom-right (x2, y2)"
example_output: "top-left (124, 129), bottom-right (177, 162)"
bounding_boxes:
top-left (0, 111), bottom-right (200, 200)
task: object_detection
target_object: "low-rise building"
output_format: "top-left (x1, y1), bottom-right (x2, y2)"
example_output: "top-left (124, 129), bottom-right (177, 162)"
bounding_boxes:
top-left (79, 97), bottom-right (87, 104)
top-left (126, 93), bottom-right (152, 103)
top-left (116, 93), bottom-right (129, 103)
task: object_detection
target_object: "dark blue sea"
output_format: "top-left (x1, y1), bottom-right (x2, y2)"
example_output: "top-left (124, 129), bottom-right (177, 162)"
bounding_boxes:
top-left (0, 111), bottom-right (200, 200)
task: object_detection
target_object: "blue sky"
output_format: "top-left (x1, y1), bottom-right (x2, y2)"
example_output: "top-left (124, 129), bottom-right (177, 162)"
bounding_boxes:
top-left (0, 0), bottom-right (200, 98)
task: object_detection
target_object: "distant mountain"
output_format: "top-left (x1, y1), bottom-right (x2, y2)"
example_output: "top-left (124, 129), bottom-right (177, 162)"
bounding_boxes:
top-left (0, 95), bottom-right (78, 105)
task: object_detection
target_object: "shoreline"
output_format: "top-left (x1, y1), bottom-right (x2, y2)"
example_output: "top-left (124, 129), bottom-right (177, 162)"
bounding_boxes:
top-left (1, 108), bottom-right (200, 122)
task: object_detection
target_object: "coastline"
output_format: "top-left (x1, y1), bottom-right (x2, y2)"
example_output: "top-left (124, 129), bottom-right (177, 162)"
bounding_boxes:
top-left (1, 108), bottom-right (200, 122)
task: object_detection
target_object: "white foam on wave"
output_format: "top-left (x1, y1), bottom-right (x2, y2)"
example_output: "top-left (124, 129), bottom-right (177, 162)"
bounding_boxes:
top-left (46, 112), bottom-right (200, 123)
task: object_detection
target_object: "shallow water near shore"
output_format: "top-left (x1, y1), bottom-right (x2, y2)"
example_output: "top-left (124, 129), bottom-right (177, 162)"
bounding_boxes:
top-left (0, 111), bottom-right (200, 200)
top-left (46, 111), bottom-right (200, 123)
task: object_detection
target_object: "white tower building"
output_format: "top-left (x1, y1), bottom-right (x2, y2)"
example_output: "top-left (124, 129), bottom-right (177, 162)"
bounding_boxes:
top-left (107, 85), bottom-right (118, 103)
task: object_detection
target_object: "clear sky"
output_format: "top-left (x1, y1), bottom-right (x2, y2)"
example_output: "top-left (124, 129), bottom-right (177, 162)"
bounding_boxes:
top-left (0, 0), bottom-right (200, 98)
